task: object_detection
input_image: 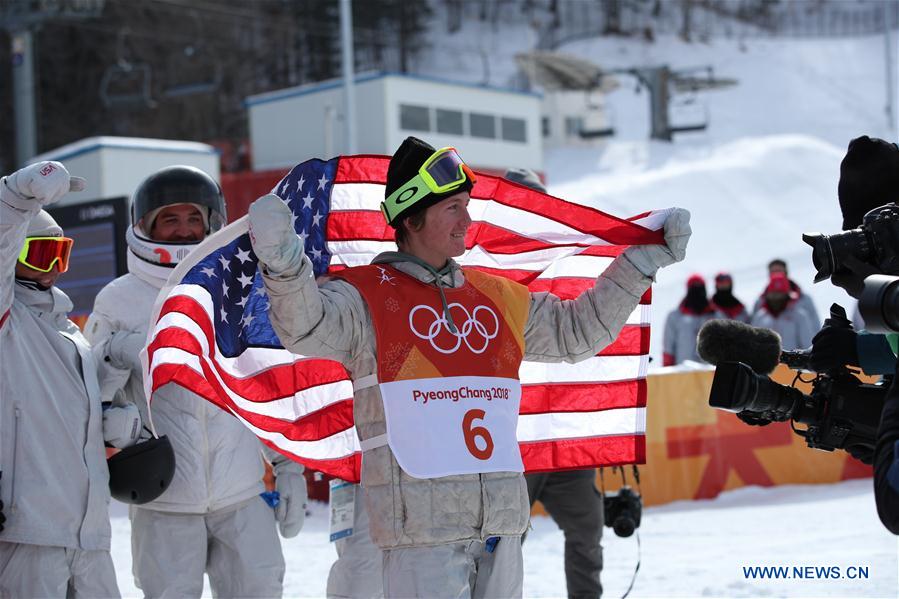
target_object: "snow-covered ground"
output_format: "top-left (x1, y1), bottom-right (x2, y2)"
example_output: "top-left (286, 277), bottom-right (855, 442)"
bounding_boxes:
top-left (109, 478), bottom-right (898, 598)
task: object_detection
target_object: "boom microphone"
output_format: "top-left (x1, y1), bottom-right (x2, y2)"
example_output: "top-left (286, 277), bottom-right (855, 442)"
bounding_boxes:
top-left (696, 319), bottom-right (783, 375)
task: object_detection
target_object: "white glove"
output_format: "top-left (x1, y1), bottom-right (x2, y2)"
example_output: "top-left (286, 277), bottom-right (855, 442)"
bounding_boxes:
top-left (273, 460), bottom-right (307, 538)
top-left (107, 329), bottom-right (145, 372)
top-left (2, 161), bottom-right (86, 207)
top-left (623, 207), bottom-right (691, 277)
top-left (248, 194), bottom-right (303, 275)
top-left (102, 401), bottom-right (142, 449)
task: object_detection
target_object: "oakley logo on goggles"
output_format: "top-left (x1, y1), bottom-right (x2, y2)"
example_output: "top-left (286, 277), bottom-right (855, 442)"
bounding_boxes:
top-left (381, 147), bottom-right (476, 223)
top-left (18, 236), bottom-right (74, 273)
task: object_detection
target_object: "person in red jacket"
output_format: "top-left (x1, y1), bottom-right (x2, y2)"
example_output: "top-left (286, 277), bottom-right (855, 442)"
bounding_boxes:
top-left (662, 274), bottom-right (723, 366)
top-left (709, 272), bottom-right (749, 322)
top-left (749, 273), bottom-right (817, 350)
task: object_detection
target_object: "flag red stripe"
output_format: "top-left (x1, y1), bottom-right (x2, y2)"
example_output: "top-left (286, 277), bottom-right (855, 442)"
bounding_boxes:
top-left (261, 438), bottom-right (361, 483)
top-left (150, 362), bottom-right (221, 401)
top-left (520, 434), bottom-right (646, 473)
top-left (148, 327), bottom-right (204, 359)
top-left (598, 326), bottom-right (650, 356)
top-left (334, 155), bottom-right (389, 184)
top-left (156, 295), bottom-right (215, 352)
top-left (327, 210), bottom-right (390, 242)
top-left (521, 379), bottom-right (646, 414)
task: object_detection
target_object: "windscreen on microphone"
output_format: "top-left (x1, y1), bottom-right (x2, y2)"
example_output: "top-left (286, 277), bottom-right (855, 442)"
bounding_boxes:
top-left (696, 319), bottom-right (783, 375)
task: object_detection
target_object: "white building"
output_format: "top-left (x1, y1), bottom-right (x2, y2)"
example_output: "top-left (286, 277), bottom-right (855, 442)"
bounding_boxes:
top-left (30, 136), bottom-right (221, 207)
top-left (541, 89), bottom-right (615, 149)
top-left (246, 72), bottom-right (543, 173)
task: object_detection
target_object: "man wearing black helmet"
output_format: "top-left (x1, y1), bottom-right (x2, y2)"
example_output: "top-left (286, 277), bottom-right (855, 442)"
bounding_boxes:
top-left (86, 166), bottom-right (306, 598)
top-left (0, 162), bottom-right (121, 597)
top-left (248, 137), bottom-right (690, 597)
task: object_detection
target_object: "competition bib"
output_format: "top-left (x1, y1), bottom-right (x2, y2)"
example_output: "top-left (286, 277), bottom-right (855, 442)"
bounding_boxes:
top-left (335, 265), bottom-right (531, 480)
top-left (380, 376), bottom-right (523, 478)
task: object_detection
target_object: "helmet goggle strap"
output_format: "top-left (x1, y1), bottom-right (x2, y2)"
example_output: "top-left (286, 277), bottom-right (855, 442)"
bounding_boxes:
top-left (381, 147), bottom-right (476, 224)
top-left (17, 236), bottom-right (74, 273)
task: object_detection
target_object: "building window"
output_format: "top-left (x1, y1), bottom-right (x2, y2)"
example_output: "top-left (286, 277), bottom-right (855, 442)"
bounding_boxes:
top-left (469, 113), bottom-right (496, 139)
top-left (501, 117), bottom-right (527, 143)
top-left (542, 116), bottom-right (551, 137)
top-left (436, 109), bottom-right (464, 135)
top-left (564, 116), bottom-right (584, 137)
top-left (400, 104), bottom-right (430, 132)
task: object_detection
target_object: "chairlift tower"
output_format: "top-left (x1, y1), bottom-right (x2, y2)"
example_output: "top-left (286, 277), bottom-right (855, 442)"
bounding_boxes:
top-left (632, 66), bottom-right (673, 141)
top-left (2, 0), bottom-right (105, 167)
top-left (625, 65), bottom-right (730, 141)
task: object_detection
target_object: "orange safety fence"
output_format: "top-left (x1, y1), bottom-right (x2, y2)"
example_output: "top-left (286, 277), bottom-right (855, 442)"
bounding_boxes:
top-left (533, 365), bottom-right (872, 514)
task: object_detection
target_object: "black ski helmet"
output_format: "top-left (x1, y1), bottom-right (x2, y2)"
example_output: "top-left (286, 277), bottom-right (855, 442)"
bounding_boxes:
top-left (132, 166), bottom-right (227, 237)
top-left (107, 435), bottom-right (176, 504)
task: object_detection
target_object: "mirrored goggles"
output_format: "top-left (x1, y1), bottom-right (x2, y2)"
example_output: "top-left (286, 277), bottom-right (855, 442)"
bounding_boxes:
top-left (382, 147), bottom-right (476, 223)
top-left (18, 236), bottom-right (74, 273)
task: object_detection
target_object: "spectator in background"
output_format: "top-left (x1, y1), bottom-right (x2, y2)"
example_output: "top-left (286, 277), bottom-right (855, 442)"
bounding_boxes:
top-left (663, 274), bottom-right (723, 366)
top-left (709, 272), bottom-right (749, 322)
top-left (750, 273), bottom-right (817, 350)
top-left (752, 258), bottom-right (820, 326)
top-left (506, 167), bottom-right (606, 599)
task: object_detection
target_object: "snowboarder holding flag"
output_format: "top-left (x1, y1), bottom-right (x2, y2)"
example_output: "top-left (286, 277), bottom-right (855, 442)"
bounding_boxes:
top-left (248, 136), bottom-right (691, 597)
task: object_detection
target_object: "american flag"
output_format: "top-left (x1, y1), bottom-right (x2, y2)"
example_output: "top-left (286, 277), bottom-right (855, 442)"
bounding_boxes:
top-left (144, 155), bottom-right (665, 483)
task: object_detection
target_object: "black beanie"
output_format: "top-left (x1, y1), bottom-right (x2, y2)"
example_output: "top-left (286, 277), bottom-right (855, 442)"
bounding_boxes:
top-left (384, 136), bottom-right (474, 227)
top-left (838, 135), bottom-right (899, 230)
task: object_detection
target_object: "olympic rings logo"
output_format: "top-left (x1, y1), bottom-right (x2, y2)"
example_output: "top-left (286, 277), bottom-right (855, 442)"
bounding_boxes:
top-left (408, 303), bottom-right (499, 354)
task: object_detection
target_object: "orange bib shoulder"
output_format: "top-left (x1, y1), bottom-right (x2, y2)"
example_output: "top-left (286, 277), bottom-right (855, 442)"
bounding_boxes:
top-left (334, 265), bottom-right (529, 382)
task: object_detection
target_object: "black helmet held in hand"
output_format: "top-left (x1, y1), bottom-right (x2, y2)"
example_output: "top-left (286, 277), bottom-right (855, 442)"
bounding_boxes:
top-left (107, 435), bottom-right (176, 504)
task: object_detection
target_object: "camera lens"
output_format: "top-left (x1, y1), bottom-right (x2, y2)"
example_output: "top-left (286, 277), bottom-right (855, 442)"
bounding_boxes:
top-left (803, 233), bottom-right (836, 282)
top-left (802, 230), bottom-right (871, 282)
top-left (709, 362), bottom-right (805, 420)
top-left (612, 516), bottom-right (636, 538)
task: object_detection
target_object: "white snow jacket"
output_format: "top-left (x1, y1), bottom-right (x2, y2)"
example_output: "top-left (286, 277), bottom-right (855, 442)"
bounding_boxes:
top-left (261, 251), bottom-right (653, 549)
top-left (662, 305), bottom-right (724, 366)
top-left (0, 199), bottom-right (111, 550)
top-left (750, 300), bottom-right (818, 351)
top-left (85, 271), bottom-right (266, 514)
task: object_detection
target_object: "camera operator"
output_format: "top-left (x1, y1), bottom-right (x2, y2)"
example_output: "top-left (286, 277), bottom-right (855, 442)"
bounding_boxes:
top-left (807, 135), bottom-right (899, 533)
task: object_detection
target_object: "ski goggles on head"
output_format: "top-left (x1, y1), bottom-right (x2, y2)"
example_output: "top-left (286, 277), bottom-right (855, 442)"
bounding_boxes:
top-left (381, 147), bottom-right (477, 224)
top-left (17, 236), bottom-right (74, 273)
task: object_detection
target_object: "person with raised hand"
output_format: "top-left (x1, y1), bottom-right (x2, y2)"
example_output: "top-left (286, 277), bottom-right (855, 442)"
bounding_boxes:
top-left (0, 162), bottom-right (121, 598)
